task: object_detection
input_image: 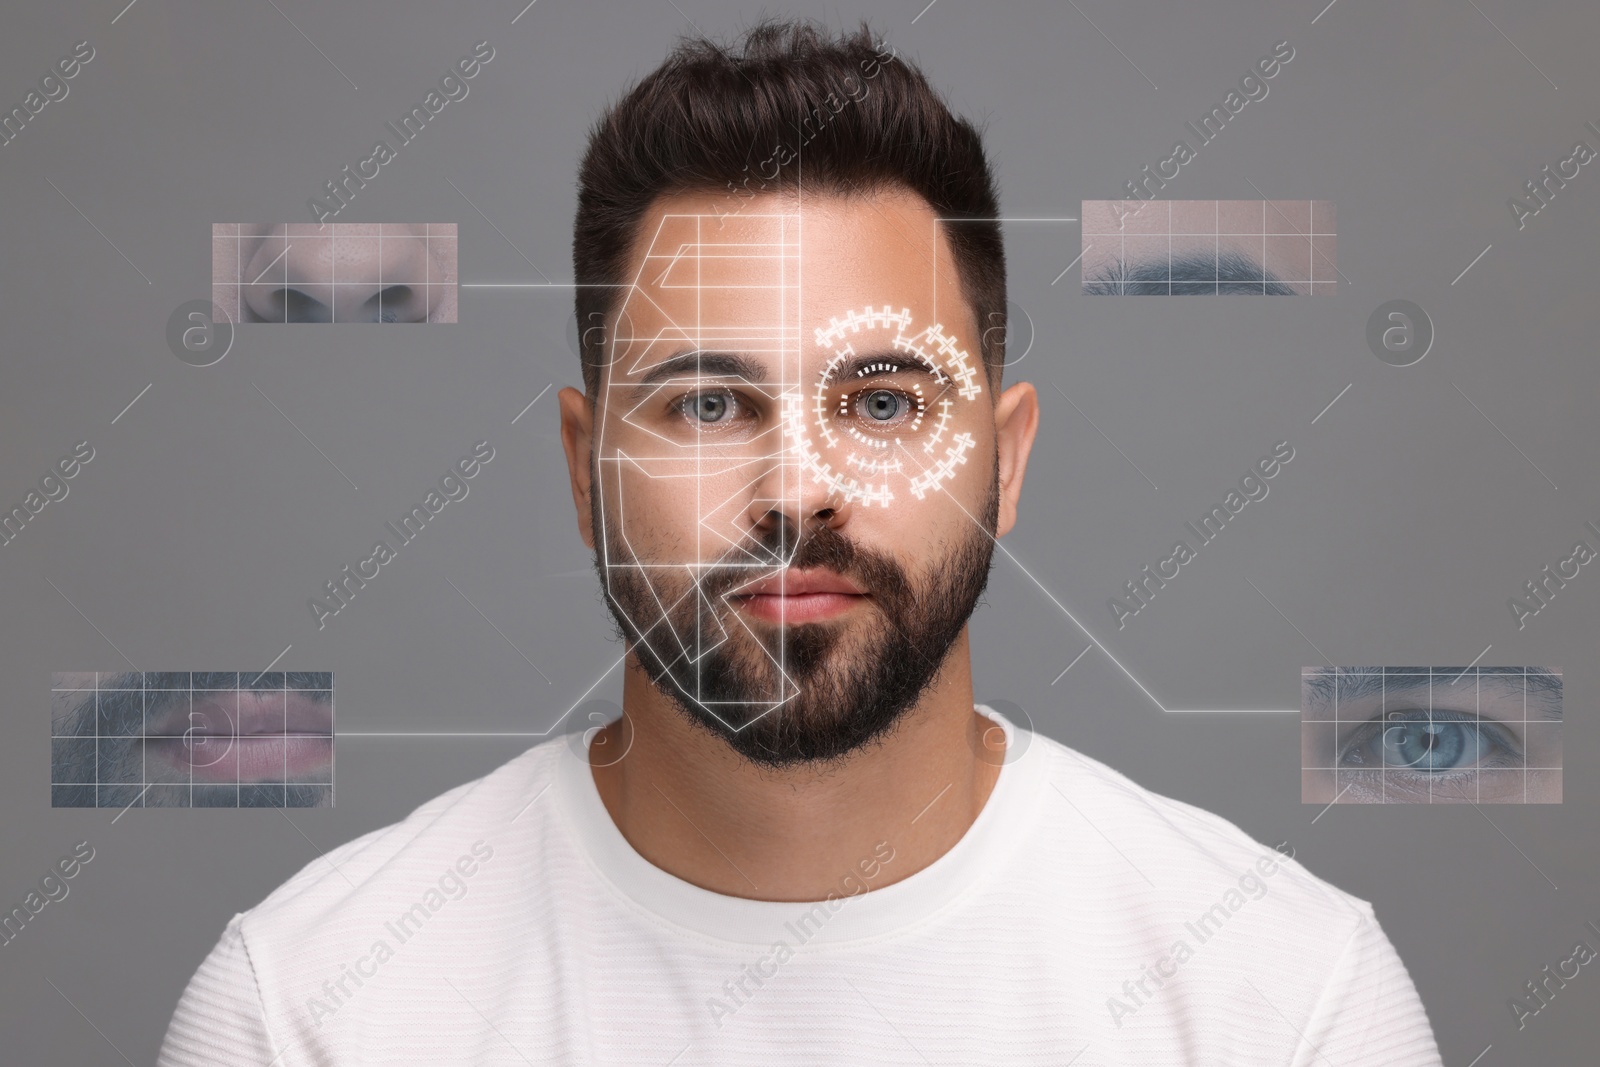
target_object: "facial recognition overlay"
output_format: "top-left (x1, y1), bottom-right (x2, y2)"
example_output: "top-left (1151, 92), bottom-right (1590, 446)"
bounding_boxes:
top-left (51, 672), bottom-right (334, 808)
top-left (1081, 199), bottom-right (1336, 294)
top-left (590, 208), bottom-right (993, 764)
top-left (1301, 667), bottom-right (1561, 804)
top-left (211, 223), bottom-right (457, 323)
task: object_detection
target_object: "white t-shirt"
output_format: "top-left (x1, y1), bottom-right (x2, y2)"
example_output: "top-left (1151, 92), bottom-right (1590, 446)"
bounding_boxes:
top-left (158, 707), bottom-right (1443, 1065)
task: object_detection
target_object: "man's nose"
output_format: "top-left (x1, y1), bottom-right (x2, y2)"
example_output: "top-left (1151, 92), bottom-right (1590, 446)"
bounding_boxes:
top-left (744, 452), bottom-right (851, 542)
top-left (241, 225), bottom-right (444, 322)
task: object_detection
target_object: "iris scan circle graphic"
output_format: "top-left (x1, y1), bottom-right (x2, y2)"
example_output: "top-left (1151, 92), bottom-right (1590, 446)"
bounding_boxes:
top-left (788, 305), bottom-right (984, 508)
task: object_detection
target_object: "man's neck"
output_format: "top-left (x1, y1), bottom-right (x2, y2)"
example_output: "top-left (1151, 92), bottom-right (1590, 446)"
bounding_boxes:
top-left (587, 628), bottom-right (1005, 902)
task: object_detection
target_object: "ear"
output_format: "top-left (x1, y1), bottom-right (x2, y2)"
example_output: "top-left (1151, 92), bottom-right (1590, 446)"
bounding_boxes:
top-left (558, 386), bottom-right (596, 550)
top-left (992, 380), bottom-right (1039, 539)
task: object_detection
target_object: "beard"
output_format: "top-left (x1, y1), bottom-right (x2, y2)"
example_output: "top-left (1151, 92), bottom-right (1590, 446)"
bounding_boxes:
top-left (594, 468), bottom-right (999, 768)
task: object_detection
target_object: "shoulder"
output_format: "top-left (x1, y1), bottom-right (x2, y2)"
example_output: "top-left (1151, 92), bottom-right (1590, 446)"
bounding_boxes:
top-left (1026, 730), bottom-right (1374, 941)
top-left (237, 737), bottom-right (565, 941)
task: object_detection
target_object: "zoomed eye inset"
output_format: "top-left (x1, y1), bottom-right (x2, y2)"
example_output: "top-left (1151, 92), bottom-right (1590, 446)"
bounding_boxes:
top-left (212, 223), bottom-right (457, 323)
top-left (50, 672), bottom-right (334, 809)
top-left (1081, 199), bottom-right (1336, 295)
top-left (1301, 667), bottom-right (1561, 805)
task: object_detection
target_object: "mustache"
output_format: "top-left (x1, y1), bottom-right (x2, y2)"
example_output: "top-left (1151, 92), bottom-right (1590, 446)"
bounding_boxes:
top-left (55, 672), bottom-right (333, 738)
top-left (693, 518), bottom-right (910, 604)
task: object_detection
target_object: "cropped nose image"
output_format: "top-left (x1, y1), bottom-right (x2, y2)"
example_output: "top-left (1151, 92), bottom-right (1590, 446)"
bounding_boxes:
top-left (3, 2), bottom-right (1595, 1065)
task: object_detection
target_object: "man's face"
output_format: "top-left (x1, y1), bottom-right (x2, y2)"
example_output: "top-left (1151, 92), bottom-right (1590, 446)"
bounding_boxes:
top-left (568, 189), bottom-right (1021, 767)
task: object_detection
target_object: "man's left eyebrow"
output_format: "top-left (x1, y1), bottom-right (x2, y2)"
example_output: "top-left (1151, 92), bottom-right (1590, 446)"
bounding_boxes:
top-left (628, 350), bottom-right (769, 391)
top-left (833, 351), bottom-right (942, 382)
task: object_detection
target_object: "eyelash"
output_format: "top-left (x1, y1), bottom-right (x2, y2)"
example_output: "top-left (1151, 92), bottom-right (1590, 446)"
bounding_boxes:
top-left (1336, 709), bottom-right (1523, 775)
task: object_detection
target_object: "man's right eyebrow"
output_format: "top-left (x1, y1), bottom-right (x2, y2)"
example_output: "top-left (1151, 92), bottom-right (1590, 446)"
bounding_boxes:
top-left (1084, 247), bottom-right (1299, 295)
top-left (623, 351), bottom-right (771, 394)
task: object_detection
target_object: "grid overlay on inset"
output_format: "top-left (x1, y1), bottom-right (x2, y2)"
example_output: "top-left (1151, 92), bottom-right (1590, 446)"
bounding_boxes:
top-left (212, 223), bottom-right (457, 323)
top-left (50, 672), bottom-right (334, 808)
top-left (1081, 199), bottom-right (1337, 294)
top-left (1301, 666), bottom-right (1562, 805)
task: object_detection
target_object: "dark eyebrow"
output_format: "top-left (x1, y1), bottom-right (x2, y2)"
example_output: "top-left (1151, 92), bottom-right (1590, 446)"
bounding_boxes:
top-left (832, 351), bottom-right (943, 383)
top-left (620, 349), bottom-right (945, 400)
top-left (1302, 668), bottom-right (1563, 721)
top-left (1084, 247), bottom-right (1299, 295)
top-left (627, 350), bottom-right (769, 393)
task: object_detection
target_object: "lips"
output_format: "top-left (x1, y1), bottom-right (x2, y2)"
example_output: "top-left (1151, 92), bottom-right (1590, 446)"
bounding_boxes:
top-left (728, 568), bottom-right (867, 624)
top-left (734, 569), bottom-right (862, 597)
top-left (144, 691), bottom-right (332, 783)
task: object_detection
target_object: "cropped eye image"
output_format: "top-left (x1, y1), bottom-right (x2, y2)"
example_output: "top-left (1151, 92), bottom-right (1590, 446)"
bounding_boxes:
top-left (212, 223), bottom-right (457, 323)
top-left (1301, 667), bottom-right (1561, 804)
top-left (1080, 199), bottom-right (1335, 294)
top-left (50, 672), bottom-right (334, 808)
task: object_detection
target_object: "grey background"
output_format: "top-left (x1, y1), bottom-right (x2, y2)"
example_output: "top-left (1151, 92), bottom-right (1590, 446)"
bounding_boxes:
top-left (1, 0), bottom-right (1594, 1062)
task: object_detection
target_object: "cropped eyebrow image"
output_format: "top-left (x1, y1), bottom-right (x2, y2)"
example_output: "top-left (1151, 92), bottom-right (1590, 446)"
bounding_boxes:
top-left (1080, 199), bottom-right (1336, 294)
top-left (1301, 667), bottom-right (1561, 804)
top-left (212, 223), bottom-right (457, 323)
top-left (50, 672), bottom-right (334, 808)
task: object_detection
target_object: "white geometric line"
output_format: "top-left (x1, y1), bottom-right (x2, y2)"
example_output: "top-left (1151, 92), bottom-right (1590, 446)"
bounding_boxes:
top-left (251, 382), bottom-right (360, 491)
top-left (1451, 243), bottom-right (1492, 285)
top-left (512, 383), bottom-right (552, 424)
top-left (1448, 647), bottom-right (1492, 685)
top-left (264, 0), bottom-right (358, 90)
top-left (111, 383), bottom-right (152, 424)
top-left (45, 177), bottom-right (151, 284)
top-left (1310, 382), bottom-right (1351, 425)
top-left (444, 576), bottom-right (553, 684)
top-left (1050, 244), bottom-right (1092, 286)
top-left (1451, 381), bottom-right (1558, 489)
top-left (1051, 644), bottom-right (1093, 685)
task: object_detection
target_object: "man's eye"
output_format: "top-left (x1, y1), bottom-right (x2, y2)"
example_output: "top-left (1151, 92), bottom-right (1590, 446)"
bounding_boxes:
top-left (861, 389), bottom-right (902, 421)
top-left (1338, 711), bottom-right (1517, 772)
top-left (845, 387), bottom-right (917, 427)
top-left (681, 391), bottom-right (735, 424)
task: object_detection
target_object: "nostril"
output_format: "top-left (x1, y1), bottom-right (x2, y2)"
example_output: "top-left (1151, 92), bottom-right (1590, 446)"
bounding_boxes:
top-left (244, 286), bottom-right (333, 323)
top-left (280, 288), bottom-right (333, 323)
top-left (360, 285), bottom-right (424, 323)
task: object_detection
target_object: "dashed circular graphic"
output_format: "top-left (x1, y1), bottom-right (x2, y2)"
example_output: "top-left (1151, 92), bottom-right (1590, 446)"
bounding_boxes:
top-left (788, 305), bottom-right (983, 508)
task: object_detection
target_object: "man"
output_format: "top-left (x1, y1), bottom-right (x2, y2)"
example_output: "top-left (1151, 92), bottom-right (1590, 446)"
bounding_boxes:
top-left (160, 21), bottom-right (1443, 1065)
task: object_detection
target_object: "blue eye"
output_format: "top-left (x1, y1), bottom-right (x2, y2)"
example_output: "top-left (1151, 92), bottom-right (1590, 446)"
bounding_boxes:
top-left (683, 391), bottom-right (733, 423)
top-left (861, 389), bottom-right (901, 421)
top-left (1339, 711), bottom-right (1516, 772)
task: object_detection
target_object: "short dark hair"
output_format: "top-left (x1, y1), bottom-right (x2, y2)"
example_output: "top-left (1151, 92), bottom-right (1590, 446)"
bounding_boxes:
top-left (572, 18), bottom-right (1006, 400)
